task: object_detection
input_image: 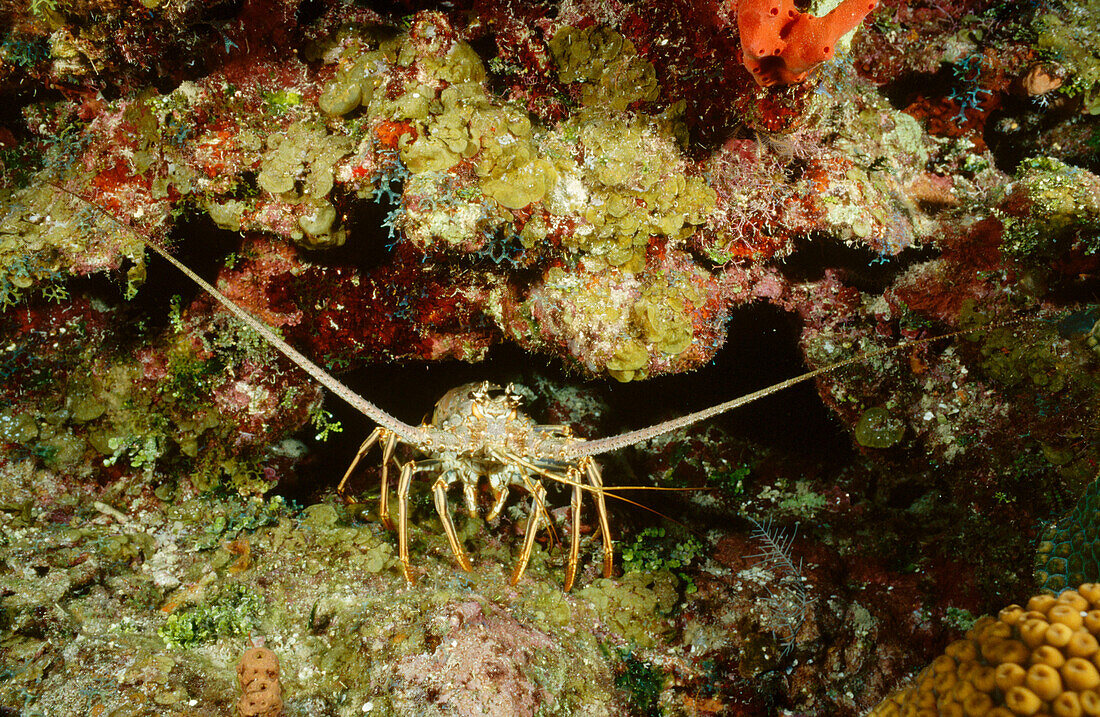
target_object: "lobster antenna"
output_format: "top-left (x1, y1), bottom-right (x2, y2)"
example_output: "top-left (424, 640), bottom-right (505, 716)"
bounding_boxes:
top-left (51, 183), bottom-right (427, 446)
top-left (567, 322), bottom-right (1024, 458)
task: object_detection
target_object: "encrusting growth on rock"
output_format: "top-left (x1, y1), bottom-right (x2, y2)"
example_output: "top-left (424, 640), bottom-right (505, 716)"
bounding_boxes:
top-left (736, 0), bottom-right (879, 86)
top-left (237, 647), bottom-right (282, 717)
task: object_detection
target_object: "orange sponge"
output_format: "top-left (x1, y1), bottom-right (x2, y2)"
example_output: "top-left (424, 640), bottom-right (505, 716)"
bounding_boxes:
top-left (871, 584), bottom-right (1100, 716)
top-left (238, 647), bottom-right (283, 717)
top-left (736, 0), bottom-right (878, 86)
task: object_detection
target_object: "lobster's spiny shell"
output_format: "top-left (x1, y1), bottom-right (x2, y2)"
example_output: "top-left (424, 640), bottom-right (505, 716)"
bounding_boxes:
top-left (426, 381), bottom-right (576, 463)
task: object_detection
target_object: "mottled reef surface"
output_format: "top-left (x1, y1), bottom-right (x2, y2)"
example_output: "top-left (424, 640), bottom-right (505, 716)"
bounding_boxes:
top-left (1, 0), bottom-right (1100, 714)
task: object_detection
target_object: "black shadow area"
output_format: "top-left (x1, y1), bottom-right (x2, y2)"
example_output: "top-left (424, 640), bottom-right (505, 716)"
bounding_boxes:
top-left (589, 303), bottom-right (848, 457)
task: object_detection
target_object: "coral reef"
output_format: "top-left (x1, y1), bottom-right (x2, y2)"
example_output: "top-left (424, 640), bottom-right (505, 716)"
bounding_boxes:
top-left (999, 156), bottom-right (1100, 261)
top-left (1034, 0), bottom-right (1100, 115)
top-left (1, 0), bottom-right (1100, 714)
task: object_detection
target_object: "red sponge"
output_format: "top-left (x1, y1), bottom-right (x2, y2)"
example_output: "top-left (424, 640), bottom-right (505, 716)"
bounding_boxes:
top-left (737, 0), bottom-right (878, 86)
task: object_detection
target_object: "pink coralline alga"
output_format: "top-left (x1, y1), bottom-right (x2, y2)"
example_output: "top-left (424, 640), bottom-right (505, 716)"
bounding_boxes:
top-left (737, 0), bottom-right (879, 86)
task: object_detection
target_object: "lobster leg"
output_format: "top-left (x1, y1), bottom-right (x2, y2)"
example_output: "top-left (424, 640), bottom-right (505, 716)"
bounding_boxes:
top-left (584, 458), bottom-right (614, 578)
top-left (337, 428), bottom-right (400, 530)
top-left (432, 474), bottom-right (474, 573)
top-left (510, 481), bottom-right (548, 586)
top-left (396, 461), bottom-right (417, 583)
top-left (336, 427), bottom-right (383, 498)
top-left (564, 473), bottom-right (583, 592)
top-left (485, 484), bottom-right (510, 522)
top-left (376, 430), bottom-right (399, 530)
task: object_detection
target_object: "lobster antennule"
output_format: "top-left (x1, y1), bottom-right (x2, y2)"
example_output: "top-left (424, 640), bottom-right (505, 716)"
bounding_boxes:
top-left (564, 368), bottom-right (827, 457)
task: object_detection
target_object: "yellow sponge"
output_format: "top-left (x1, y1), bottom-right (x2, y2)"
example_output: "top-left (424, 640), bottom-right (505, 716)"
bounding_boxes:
top-left (871, 584), bottom-right (1100, 716)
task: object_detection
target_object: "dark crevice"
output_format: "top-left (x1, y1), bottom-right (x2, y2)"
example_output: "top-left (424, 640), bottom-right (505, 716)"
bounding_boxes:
top-left (204, 0), bottom-right (245, 23)
top-left (147, 213), bottom-right (243, 315)
top-left (594, 304), bottom-right (841, 453)
top-left (881, 65), bottom-right (956, 114)
top-left (780, 235), bottom-right (937, 292)
top-left (0, 86), bottom-right (64, 145)
top-left (294, 0), bottom-right (326, 26)
top-left (305, 189), bottom-right (401, 273)
top-left (984, 96), bottom-right (1094, 175)
top-left (1045, 273), bottom-right (1100, 306)
top-left (364, 0), bottom-right (439, 18)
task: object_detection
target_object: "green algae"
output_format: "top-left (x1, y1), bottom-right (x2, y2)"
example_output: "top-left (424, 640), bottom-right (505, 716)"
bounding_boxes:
top-left (1, 15), bottom-right (721, 382)
top-left (633, 276), bottom-right (700, 357)
top-left (467, 105), bottom-right (538, 180)
top-left (0, 410), bottom-right (38, 443)
top-left (1000, 156), bottom-right (1100, 260)
top-left (966, 313), bottom-right (1070, 392)
top-left (577, 570), bottom-right (680, 647)
top-left (401, 134), bottom-right (462, 174)
top-left (613, 649), bottom-right (666, 717)
top-left (854, 407), bottom-right (905, 448)
top-left (606, 339), bottom-right (650, 381)
top-left (544, 112), bottom-right (716, 269)
top-left (525, 259), bottom-right (715, 381)
top-left (159, 583), bottom-right (264, 648)
top-left (319, 19), bottom-right (539, 190)
top-left (0, 182), bottom-right (143, 309)
top-left (481, 158), bottom-right (558, 210)
top-left (1035, 0), bottom-right (1100, 113)
top-left (549, 26), bottom-right (660, 111)
top-left (620, 527), bottom-right (702, 596)
top-left (318, 35), bottom-right (387, 117)
top-left (185, 496), bottom-right (288, 550)
top-left (256, 121), bottom-right (353, 247)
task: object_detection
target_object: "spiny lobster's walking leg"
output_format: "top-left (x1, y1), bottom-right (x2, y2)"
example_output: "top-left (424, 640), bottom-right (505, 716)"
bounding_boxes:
top-left (395, 461), bottom-right (480, 581)
top-left (431, 471), bottom-right (474, 574)
top-left (336, 429), bottom-right (382, 496)
top-left (485, 482), bottom-right (510, 522)
top-left (491, 448), bottom-right (610, 589)
top-left (510, 482), bottom-right (549, 586)
top-left (337, 428), bottom-right (399, 530)
top-left (565, 473), bottom-right (583, 592)
top-left (396, 461), bottom-right (417, 583)
top-left (583, 457), bottom-right (615, 579)
top-left (375, 431), bottom-right (399, 528)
